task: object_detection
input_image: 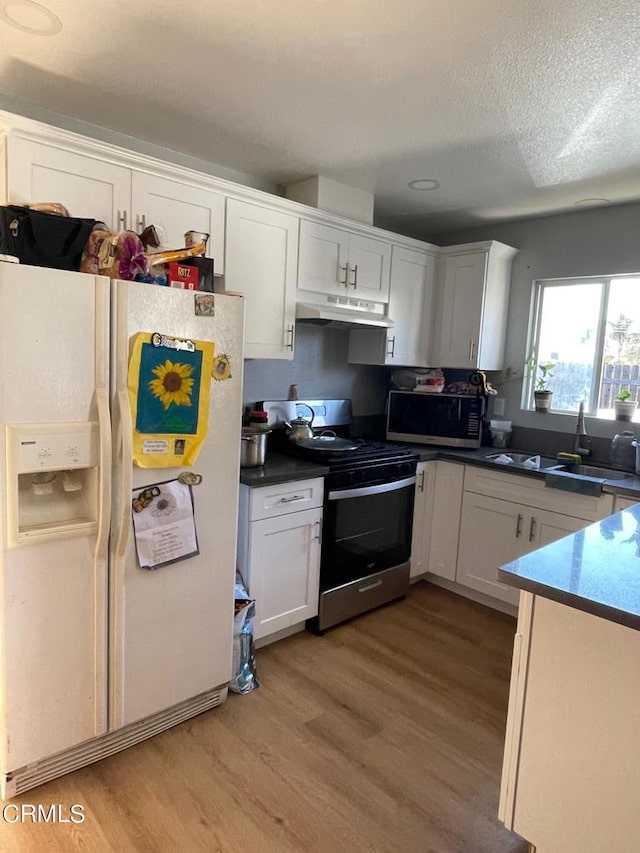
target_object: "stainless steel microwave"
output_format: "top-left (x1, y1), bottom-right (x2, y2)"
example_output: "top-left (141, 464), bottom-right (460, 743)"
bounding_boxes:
top-left (386, 390), bottom-right (484, 448)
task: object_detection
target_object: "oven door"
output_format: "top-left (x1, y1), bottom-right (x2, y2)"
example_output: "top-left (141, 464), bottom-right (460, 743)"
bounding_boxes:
top-left (320, 475), bottom-right (416, 591)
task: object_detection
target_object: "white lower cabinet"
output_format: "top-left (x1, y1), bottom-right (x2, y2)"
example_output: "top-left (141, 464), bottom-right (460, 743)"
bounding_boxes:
top-left (500, 592), bottom-right (640, 852)
top-left (456, 493), bottom-right (587, 606)
top-left (237, 479), bottom-right (323, 641)
top-left (411, 460), bottom-right (463, 581)
top-left (410, 462), bottom-right (434, 578)
top-left (613, 495), bottom-right (639, 512)
top-left (457, 468), bottom-right (614, 606)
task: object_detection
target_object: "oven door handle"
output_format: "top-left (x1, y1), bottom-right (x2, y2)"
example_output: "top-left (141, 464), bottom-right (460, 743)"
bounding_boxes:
top-left (328, 475), bottom-right (416, 501)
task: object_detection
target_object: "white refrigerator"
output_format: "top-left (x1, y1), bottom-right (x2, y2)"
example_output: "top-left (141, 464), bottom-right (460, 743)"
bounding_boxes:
top-left (0, 263), bottom-right (244, 796)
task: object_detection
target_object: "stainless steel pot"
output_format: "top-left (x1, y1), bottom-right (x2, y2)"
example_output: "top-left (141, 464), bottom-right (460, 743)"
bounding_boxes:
top-left (240, 428), bottom-right (269, 468)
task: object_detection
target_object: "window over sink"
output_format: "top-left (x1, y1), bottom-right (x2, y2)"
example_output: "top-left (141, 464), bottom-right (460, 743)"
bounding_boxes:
top-left (525, 274), bottom-right (640, 419)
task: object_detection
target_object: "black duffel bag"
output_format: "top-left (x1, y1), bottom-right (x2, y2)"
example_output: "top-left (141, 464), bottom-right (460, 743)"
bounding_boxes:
top-left (0, 205), bottom-right (96, 271)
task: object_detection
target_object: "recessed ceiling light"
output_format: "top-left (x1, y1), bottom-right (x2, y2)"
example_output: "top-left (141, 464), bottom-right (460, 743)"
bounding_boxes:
top-left (408, 179), bottom-right (440, 191)
top-left (0, 0), bottom-right (61, 35)
top-left (574, 198), bottom-right (610, 206)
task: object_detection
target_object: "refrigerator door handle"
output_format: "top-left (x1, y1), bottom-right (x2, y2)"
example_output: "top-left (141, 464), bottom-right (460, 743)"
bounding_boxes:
top-left (95, 385), bottom-right (112, 564)
top-left (114, 387), bottom-right (133, 560)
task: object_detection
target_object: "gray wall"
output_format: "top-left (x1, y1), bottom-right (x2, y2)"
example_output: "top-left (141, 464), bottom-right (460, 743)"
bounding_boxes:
top-left (438, 201), bottom-right (640, 439)
top-left (242, 324), bottom-right (389, 415)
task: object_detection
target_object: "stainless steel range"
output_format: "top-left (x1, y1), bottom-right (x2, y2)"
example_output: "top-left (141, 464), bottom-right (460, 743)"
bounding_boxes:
top-left (260, 400), bottom-right (418, 632)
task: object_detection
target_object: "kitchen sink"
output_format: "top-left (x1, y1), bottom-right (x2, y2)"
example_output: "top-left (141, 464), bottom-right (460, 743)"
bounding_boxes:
top-left (483, 452), bottom-right (563, 470)
top-left (557, 464), bottom-right (633, 481)
top-left (483, 452), bottom-right (634, 481)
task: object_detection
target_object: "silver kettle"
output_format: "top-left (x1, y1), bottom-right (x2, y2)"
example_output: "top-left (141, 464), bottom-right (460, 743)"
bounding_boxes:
top-left (284, 404), bottom-right (314, 442)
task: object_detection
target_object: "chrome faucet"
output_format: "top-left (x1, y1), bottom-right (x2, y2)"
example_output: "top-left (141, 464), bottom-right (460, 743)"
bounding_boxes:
top-left (573, 401), bottom-right (591, 457)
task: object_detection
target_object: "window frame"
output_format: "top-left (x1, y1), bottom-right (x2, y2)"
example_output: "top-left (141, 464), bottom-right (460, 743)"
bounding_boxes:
top-left (524, 273), bottom-right (640, 417)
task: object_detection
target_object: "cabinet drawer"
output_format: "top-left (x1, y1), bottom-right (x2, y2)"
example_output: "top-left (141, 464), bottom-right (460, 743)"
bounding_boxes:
top-left (248, 478), bottom-right (324, 520)
top-left (463, 466), bottom-right (613, 521)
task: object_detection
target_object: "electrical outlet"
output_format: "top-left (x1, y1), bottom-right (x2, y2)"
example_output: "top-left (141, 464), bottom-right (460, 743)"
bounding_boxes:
top-left (494, 397), bottom-right (506, 417)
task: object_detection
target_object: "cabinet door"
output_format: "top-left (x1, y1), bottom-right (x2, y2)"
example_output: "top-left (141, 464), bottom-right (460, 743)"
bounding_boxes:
top-left (347, 233), bottom-right (391, 302)
top-left (410, 462), bottom-right (435, 578)
top-left (247, 508), bottom-right (321, 640)
top-left (7, 137), bottom-right (131, 228)
top-left (614, 496), bottom-right (639, 513)
top-left (434, 251), bottom-right (487, 368)
top-left (297, 219), bottom-right (349, 295)
top-left (347, 246), bottom-right (434, 368)
top-left (533, 508), bottom-right (587, 549)
top-left (456, 492), bottom-right (525, 605)
top-left (386, 246), bottom-right (434, 365)
top-left (427, 461), bottom-right (464, 581)
top-left (131, 172), bottom-right (225, 273)
top-left (225, 198), bottom-right (298, 360)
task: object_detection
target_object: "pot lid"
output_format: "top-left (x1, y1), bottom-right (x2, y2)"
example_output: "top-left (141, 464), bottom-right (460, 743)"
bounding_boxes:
top-left (294, 436), bottom-right (360, 452)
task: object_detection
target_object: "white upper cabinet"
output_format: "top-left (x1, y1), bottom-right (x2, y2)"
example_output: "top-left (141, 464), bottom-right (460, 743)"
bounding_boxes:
top-left (298, 219), bottom-right (391, 302)
top-left (348, 244), bottom-right (435, 366)
top-left (4, 135), bottom-right (225, 273)
top-left (223, 198), bottom-right (298, 360)
top-left (432, 241), bottom-right (517, 370)
top-left (5, 137), bottom-right (131, 228)
top-left (130, 172), bottom-right (224, 272)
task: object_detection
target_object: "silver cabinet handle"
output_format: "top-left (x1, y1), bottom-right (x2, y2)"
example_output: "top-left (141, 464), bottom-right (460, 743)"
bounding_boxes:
top-left (468, 339), bottom-right (476, 363)
top-left (387, 336), bottom-right (396, 358)
top-left (339, 263), bottom-right (348, 286)
top-left (529, 517), bottom-right (537, 542)
top-left (117, 209), bottom-right (128, 230)
top-left (135, 213), bottom-right (147, 232)
top-left (313, 519), bottom-right (322, 541)
top-left (515, 513), bottom-right (523, 538)
top-left (286, 324), bottom-right (294, 350)
top-left (418, 470), bottom-right (425, 493)
top-left (350, 263), bottom-right (358, 288)
top-left (280, 494), bottom-right (305, 503)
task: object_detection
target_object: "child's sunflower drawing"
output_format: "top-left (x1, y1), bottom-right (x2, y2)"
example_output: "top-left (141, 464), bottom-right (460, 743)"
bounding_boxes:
top-left (149, 360), bottom-right (194, 410)
top-left (134, 341), bottom-right (203, 436)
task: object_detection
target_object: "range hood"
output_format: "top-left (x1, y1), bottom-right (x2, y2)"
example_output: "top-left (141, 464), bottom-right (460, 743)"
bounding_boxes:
top-left (295, 294), bottom-right (394, 328)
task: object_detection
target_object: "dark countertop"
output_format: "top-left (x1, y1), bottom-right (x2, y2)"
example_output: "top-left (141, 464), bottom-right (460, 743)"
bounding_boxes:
top-left (240, 441), bottom-right (640, 495)
top-left (239, 452), bottom-right (328, 486)
top-left (406, 444), bottom-right (640, 497)
top-left (499, 506), bottom-right (640, 631)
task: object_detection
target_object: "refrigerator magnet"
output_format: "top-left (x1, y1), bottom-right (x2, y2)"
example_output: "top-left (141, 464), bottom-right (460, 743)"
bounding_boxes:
top-left (178, 471), bottom-right (202, 486)
top-left (194, 294), bottom-right (215, 317)
top-left (212, 354), bottom-right (232, 381)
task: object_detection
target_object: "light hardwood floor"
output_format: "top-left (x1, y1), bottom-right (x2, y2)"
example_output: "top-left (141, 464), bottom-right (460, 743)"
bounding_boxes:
top-left (0, 582), bottom-right (530, 853)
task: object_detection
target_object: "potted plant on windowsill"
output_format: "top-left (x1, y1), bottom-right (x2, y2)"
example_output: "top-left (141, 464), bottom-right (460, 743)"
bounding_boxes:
top-left (614, 389), bottom-right (637, 422)
top-left (527, 358), bottom-right (555, 412)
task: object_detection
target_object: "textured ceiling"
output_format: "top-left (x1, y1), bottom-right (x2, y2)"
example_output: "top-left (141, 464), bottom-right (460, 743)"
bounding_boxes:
top-left (0, 0), bottom-right (639, 236)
